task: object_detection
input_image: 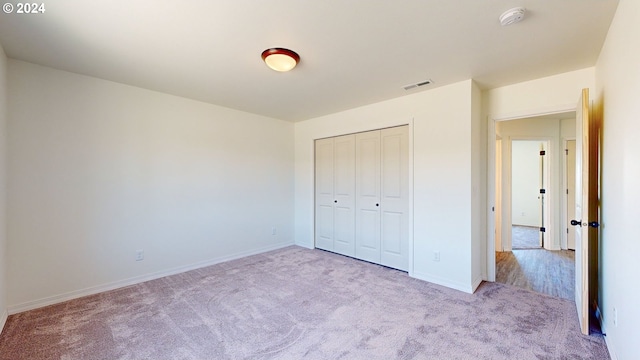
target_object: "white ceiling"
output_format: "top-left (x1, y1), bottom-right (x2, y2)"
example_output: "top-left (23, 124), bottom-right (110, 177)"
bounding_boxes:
top-left (0, 0), bottom-right (619, 122)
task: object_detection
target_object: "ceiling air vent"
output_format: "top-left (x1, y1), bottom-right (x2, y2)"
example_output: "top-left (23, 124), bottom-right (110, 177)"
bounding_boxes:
top-left (403, 79), bottom-right (432, 91)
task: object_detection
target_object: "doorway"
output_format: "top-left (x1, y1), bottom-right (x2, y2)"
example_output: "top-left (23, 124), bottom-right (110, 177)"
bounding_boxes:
top-left (488, 89), bottom-right (598, 335)
top-left (510, 139), bottom-right (548, 250)
top-left (489, 111), bottom-right (577, 299)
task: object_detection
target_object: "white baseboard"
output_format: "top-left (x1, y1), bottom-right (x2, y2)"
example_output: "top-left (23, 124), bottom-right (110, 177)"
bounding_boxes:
top-left (471, 275), bottom-right (483, 293)
top-left (8, 241), bottom-right (295, 315)
top-left (0, 308), bottom-right (8, 334)
top-left (604, 333), bottom-right (617, 360)
top-left (411, 271), bottom-right (476, 294)
top-left (596, 305), bottom-right (617, 360)
top-left (294, 240), bottom-right (314, 250)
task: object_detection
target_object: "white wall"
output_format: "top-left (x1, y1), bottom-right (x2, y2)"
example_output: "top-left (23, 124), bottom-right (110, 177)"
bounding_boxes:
top-left (470, 81), bottom-right (485, 289)
top-left (561, 118), bottom-right (576, 139)
top-left (7, 60), bottom-right (295, 311)
top-left (295, 80), bottom-right (483, 293)
top-left (0, 43), bottom-right (8, 331)
top-left (595, 0), bottom-right (640, 358)
top-left (511, 140), bottom-right (543, 227)
top-left (485, 68), bottom-right (595, 119)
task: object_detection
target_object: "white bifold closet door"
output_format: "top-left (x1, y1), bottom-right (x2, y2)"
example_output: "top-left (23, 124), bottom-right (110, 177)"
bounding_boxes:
top-left (354, 130), bottom-right (381, 263)
top-left (315, 126), bottom-right (408, 271)
top-left (379, 126), bottom-right (409, 270)
top-left (314, 134), bottom-right (356, 257)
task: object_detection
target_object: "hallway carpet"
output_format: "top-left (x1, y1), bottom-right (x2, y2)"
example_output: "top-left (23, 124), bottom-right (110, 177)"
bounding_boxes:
top-left (512, 225), bottom-right (541, 249)
top-left (0, 246), bottom-right (609, 359)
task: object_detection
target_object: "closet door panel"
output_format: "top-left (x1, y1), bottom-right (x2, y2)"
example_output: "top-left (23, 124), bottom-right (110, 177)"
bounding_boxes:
top-left (355, 130), bottom-right (381, 263)
top-left (315, 138), bottom-right (335, 251)
top-left (316, 205), bottom-right (334, 249)
top-left (359, 209), bottom-right (380, 249)
top-left (382, 211), bottom-right (403, 254)
top-left (380, 126), bottom-right (409, 271)
top-left (332, 135), bottom-right (356, 256)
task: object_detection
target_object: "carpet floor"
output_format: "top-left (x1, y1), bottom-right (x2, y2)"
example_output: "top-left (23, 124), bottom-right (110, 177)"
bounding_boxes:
top-left (0, 246), bottom-right (609, 360)
top-left (512, 225), bottom-right (541, 249)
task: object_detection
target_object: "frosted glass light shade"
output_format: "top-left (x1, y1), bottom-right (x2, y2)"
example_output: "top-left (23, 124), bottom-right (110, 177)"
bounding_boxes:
top-left (261, 48), bottom-right (300, 72)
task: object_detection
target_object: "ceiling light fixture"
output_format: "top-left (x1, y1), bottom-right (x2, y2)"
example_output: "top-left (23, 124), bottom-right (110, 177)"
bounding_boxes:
top-left (499, 7), bottom-right (526, 26)
top-left (261, 48), bottom-right (300, 72)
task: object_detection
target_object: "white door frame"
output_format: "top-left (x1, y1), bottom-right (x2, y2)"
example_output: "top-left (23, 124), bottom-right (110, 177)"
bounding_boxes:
top-left (495, 138), bottom-right (503, 251)
top-left (486, 104), bottom-right (576, 281)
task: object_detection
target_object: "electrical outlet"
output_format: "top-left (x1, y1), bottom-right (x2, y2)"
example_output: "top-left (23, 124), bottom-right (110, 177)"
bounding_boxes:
top-left (613, 307), bottom-right (618, 327)
top-left (433, 251), bottom-right (440, 262)
top-left (135, 249), bottom-right (144, 261)
top-left (272, 227), bottom-right (277, 235)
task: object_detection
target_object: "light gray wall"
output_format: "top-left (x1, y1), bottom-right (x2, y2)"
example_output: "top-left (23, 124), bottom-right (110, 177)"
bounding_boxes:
top-left (7, 60), bottom-right (295, 311)
top-left (595, 0), bottom-right (640, 358)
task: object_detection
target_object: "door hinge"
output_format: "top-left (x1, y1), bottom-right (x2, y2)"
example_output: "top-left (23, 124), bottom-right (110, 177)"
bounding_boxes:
top-left (565, 149), bottom-right (569, 155)
top-left (540, 150), bottom-right (546, 156)
top-left (566, 189), bottom-right (569, 194)
top-left (540, 189), bottom-right (546, 194)
top-left (540, 227), bottom-right (546, 232)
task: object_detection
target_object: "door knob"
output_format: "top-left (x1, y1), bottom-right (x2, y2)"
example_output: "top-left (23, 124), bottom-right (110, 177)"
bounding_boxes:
top-left (334, 200), bottom-right (337, 203)
top-left (571, 220), bottom-right (600, 228)
top-left (376, 203), bottom-right (379, 207)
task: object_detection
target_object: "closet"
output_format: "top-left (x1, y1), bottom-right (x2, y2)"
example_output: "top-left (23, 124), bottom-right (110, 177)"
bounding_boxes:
top-left (314, 125), bottom-right (409, 271)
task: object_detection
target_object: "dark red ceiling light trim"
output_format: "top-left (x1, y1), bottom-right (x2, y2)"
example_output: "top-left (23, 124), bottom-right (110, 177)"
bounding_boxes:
top-left (261, 48), bottom-right (300, 63)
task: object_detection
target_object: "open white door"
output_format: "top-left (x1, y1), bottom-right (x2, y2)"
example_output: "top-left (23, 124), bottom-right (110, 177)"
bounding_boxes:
top-left (572, 88), bottom-right (598, 335)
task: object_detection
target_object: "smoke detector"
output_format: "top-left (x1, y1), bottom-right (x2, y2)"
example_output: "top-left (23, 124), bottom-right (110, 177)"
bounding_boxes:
top-left (499, 7), bottom-right (526, 26)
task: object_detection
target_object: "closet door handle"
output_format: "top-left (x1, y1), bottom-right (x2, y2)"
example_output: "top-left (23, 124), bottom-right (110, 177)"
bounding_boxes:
top-left (376, 203), bottom-right (379, 207)
top-left (334, 200), bottom-right (337, 203)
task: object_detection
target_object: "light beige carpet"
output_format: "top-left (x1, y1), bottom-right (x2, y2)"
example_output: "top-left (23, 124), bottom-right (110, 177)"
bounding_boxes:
top-left (0, 246), bottom-right (609, 359)
top-left (512, 225), bottom-right (541, 249)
